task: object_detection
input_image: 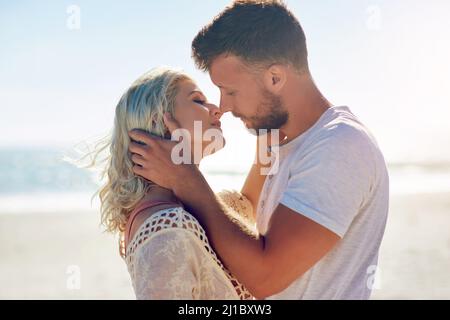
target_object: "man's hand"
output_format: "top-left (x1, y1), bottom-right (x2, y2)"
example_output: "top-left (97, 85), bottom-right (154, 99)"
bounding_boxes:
top-left (128, 113), bottom-right (196, 191)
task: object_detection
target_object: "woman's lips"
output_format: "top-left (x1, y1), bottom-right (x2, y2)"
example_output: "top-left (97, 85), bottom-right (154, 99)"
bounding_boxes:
top-left (211, 120), bottom-right (221, 128)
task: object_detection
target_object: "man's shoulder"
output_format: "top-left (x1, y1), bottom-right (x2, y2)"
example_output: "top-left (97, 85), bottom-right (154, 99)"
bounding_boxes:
top-left (304, 110), bottom-right (378, 155)
top-left (287, 107), bottom-right (386, 176)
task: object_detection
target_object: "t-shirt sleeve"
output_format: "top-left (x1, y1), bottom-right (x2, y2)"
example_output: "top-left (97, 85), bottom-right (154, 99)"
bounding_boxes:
top-left (280, 126), bottom-right (375, 238)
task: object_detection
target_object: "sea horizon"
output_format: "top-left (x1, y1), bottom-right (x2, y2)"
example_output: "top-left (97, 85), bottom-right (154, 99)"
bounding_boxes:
top-left (1, 146), bottom-right (450, 215)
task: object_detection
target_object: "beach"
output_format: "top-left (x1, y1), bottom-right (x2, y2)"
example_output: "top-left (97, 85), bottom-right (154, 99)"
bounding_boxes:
top-left (1, 191), bottom-right (449, 299)
top-left (0, 209), bottom-right (134, 299)
top-left (371, 192), bottom-right (450, 299)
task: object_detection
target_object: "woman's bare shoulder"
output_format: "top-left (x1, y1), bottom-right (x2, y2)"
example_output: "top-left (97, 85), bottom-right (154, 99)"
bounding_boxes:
top-left (128, 204), bottom-right (183, 243)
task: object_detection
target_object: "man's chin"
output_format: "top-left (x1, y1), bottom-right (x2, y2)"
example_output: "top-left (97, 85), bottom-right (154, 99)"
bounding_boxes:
top-left (242, 118), bottom-right (253, 130)
top-left (240, 119), bottom-right (262, 135)
top-left (241, 118), bottom-right (275, 136)
top-left (245, 126), bottom-right (263, 136)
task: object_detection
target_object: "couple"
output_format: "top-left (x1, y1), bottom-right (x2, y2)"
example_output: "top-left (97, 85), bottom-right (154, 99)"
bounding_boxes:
top-left (97, 1), bottom-right (389, 300)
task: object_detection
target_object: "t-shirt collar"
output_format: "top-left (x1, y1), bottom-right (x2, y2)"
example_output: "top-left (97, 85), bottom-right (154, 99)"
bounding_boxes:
top-left (268, 105), bottom-right (348, 157)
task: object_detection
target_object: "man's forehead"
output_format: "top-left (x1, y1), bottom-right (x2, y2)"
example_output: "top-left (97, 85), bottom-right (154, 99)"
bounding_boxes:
top-left (209, 54), bottom-right (247, 87)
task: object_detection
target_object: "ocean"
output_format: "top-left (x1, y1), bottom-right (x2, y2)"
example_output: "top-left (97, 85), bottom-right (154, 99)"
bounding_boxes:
top-left (1, 147), bottom-right (450, 214)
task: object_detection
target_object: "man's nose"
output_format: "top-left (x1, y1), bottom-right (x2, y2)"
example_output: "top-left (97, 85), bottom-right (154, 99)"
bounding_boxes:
top-left (219, 95), bottom-right (233, 114)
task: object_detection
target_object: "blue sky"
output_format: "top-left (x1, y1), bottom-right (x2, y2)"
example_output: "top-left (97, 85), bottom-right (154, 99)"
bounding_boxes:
top-left (1, 0), bottom-right (450, 166)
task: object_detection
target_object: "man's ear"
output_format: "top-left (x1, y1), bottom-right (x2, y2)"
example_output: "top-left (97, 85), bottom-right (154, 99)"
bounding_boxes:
top-left (263, 64), bottom-right (287, 94)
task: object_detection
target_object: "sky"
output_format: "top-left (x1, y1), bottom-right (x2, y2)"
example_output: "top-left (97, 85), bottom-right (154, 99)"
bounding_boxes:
top-left (1, 0), bottom-right (450, 168)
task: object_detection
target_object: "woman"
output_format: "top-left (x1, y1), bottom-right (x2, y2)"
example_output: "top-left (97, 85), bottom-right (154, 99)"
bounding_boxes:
top-left (96, 67), bottom-right (254, 299)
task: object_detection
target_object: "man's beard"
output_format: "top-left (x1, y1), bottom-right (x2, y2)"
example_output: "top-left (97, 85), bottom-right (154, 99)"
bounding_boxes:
top-left (238, 89), bottom-right (289, 136)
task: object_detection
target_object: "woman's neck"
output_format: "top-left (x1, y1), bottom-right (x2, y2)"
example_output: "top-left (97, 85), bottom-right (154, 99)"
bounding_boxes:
top-left (142, 185), bottom-right (178, 203)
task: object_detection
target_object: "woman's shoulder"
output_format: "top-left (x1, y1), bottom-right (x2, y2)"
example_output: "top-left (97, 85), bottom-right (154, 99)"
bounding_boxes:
top-left (142, 205), bottom-right (204, 233)
top-left (125, 205), bottom-right (254, 300)
top-left (125, 206), bottom-right (207, 256)
top-left (216, 190), bottom-right (254, 221)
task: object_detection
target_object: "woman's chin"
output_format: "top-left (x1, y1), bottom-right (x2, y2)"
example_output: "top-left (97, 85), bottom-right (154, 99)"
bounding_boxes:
top-left (216, 137), bottom-right (226, 152)
top-left (202, 136), bottom-right (226, 158)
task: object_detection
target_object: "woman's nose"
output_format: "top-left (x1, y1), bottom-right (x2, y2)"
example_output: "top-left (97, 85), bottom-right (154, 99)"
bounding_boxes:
top-left (207, 103), bottom-right (222, 120)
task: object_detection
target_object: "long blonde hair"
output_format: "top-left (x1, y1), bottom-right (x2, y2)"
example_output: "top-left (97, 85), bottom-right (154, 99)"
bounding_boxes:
top-left (92, 67), bottom-right (190, 237)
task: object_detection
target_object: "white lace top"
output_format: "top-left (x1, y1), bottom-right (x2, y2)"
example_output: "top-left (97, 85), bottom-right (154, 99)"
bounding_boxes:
top-left (124, 191), bottom-right (255, 300)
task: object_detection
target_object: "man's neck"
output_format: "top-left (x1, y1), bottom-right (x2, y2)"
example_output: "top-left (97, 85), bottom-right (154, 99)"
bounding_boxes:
top-left (280, 75), bottom-right (331, 143)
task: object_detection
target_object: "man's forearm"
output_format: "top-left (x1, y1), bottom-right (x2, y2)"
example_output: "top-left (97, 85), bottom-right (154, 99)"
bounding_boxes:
top-left (241, 163), bottom-right (267, 220)
top-left (173, 167), bottom-right (268, 294)
top-left (241, 134), bottom-right (276, 217)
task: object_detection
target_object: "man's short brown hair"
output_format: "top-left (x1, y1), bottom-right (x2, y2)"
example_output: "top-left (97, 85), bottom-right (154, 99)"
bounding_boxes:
top-left (192, 0), bottom-right (308, 73)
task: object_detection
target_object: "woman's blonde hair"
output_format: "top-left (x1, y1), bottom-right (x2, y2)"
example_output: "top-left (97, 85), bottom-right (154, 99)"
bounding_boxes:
top-left (92, 67), bottom-right (191, 238)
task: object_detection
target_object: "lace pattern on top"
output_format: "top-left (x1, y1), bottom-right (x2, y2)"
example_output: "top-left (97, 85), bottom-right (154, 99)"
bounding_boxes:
top-left (125, 206), bottom-right (253, 300)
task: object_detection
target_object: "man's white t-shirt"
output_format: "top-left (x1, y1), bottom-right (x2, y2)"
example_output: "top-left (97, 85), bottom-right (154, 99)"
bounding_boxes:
top-left (257, 106), bottom-right (389, 300)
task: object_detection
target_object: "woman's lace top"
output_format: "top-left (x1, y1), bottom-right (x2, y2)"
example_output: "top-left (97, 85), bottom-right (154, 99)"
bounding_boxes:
top-left (124, 191), bottom-right (255, 300)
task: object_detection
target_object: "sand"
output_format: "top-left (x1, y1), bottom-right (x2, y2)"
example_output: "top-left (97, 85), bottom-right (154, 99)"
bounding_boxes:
top-left (1, 192), bottom-right (449, 299)
top-left (371, 192), bottom-right (450, 299)
top-left (0, 210), bottom-right (134, 299)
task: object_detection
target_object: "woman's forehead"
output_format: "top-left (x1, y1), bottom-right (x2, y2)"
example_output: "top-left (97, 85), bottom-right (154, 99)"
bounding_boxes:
top-left (178, 79), bottom-right (202, 96)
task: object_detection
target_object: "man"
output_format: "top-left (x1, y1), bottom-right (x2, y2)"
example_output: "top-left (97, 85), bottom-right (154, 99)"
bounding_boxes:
top-left (129, 0), bottom-right (389, 299)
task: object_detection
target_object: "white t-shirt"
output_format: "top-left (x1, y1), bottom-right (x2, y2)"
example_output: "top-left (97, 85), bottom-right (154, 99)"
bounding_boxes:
top-left (257, 106), bottom-right (389, 300)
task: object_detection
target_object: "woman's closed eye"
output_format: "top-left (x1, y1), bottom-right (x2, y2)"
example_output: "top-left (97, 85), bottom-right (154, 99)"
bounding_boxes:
top-left (193, 98), bottom-right (206, 106)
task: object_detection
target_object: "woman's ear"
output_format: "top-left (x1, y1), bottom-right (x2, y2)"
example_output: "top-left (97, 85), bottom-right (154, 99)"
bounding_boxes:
top-left (163, 128), bottom-right (171, 140)
top-left (263, 64), bottom-right (287, 94)
top-left (163, 112), bottom-right (181, 138)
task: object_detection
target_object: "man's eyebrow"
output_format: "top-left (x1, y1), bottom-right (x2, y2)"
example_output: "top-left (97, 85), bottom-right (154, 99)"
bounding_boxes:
top-left (211, 79), bottom-right (230, 89)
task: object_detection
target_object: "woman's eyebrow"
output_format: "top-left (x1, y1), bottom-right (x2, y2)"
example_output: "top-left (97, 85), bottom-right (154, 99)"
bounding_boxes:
top-left (188, 90), bottom-right (205, 97)
top-left (188, 90), bottom-right (201, 97)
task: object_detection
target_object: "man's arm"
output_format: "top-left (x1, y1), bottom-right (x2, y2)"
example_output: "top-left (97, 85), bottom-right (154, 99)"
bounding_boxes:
top-left (241, 132), bottom-right (284, 221)
top-left (128, 128), bottom-right (339, 299)
top-left (171, 169), bottom-right (340, 299)
top-left (240, 162), bottom-right (267, 222)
